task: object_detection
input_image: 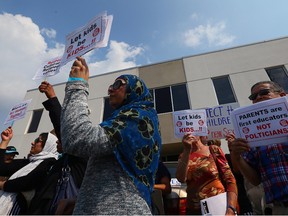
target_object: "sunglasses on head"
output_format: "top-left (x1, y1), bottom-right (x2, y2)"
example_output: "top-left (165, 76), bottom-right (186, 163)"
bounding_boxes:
top-left (108, 79), bottom-right (126, 92)
top-left (248, 89), bottom-right (274, 100)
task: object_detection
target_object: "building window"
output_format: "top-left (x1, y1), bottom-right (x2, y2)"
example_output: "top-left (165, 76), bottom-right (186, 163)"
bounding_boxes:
top-left (266, 66), bottom-right (288, 92)
top-left (212, 76), bottom-right (236, 104)
top-left (27, 109), bottom-right (43, 133)
top-left (103, 97), bottom-right (114, 121)
top-left (172, 85), bottom-right (190, 111)
top-left (153, 84), bottom-right (190, 114)
top-left (103, 84), bottom-right (190, 116)
top-left (155, 87), bottom-right (172, 113)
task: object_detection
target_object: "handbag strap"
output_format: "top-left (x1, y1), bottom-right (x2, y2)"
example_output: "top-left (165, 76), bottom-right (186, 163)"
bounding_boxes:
top-left (209, 145), bottom-right (226, 190)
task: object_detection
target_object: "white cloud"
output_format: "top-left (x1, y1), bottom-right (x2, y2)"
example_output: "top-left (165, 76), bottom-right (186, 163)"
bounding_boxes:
top-left (0, 13), bottom-right (145, 132)
top-left (183, 21), bottom-right (235, 47)
top-left (190, 13), bottom-right (198, 20)
top-left (41, 28), bottom-right (57, 38)
top-left (89, 40), bottom-right (144, 75)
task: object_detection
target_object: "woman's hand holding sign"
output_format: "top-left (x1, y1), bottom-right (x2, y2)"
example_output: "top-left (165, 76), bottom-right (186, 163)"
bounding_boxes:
top-left (70, 56), bottom-right (89, 81)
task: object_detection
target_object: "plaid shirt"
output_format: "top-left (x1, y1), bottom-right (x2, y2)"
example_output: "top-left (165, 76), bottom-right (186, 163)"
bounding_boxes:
top-left (242, 143), bottom-right (288, 204)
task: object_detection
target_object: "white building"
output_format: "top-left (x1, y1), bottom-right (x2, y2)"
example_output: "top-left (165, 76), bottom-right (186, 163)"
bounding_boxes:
top-left (10, 36), bottom-right (288, 160)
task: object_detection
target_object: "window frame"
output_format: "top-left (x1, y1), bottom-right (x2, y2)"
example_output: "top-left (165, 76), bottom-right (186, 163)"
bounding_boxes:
top-left (212, 75), bottom-right (237, 105)
top-left (27, 109), bottom-right (44, 133)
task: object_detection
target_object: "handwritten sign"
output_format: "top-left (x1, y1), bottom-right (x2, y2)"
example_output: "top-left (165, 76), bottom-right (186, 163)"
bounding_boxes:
top-left (173, 109), bottom-right (207, 138)
top-left (231, 96), bottom-right (288, 147)
top-left (32, 56), bottom-right (62, 80)
top-left (4, 99), bottom-right (32, 125)
top-left (206, 102), bottom-right (239, 139)
top-left (60, 11), bottom-right (113, 66)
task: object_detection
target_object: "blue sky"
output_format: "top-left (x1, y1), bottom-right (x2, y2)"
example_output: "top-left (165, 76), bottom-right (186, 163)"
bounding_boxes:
top-left (1, 0), bottom-right (288, 133)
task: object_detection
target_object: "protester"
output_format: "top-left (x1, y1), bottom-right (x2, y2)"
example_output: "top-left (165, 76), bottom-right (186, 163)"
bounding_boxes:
top-left (0, 127), bottom-right (58, 214)
top-left (154, 160), bottom-right (172, 214)
top-left (225, 133), bottom-right (253, 215)
top-left (28, 81), bottom-right (87, 215)
top-left (60, 57), bottom-right (161, 214)
top-left (176, 133), bottom-right (238, 215)
top-left (4, 146), bottom-right (19, 164)
top-left (231, 81), bottom-right (288, 215)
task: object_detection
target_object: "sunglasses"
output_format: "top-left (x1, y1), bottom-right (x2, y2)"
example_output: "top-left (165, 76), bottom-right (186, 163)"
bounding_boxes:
top-left (34, 137), bottom-right (43, 144)
top-left (108, 79), bottom-right (126, 92)
top-left (248, 89), bottom-right (274, 100)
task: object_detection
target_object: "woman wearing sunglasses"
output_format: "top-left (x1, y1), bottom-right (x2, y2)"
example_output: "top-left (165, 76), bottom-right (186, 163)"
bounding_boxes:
top-left (0, 127), bottom-right (58, 214)
top-left (61, 57), bottom-right (161, 215)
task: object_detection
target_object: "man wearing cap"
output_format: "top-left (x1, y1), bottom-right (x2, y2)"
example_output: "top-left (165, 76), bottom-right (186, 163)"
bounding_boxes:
top-left (4, 146), bottom-right (19, 164)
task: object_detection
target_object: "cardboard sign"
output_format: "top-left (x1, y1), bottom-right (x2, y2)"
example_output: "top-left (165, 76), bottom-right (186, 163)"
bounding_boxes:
top-left (4, 99), bottom-right (32, 125)
top-left (60, 11), bottom-right (113, 66)
top-left (173, 109), bottom-right (207, 138)
top-left (32, 56), bottom-right (62, 80)
top-left (231, 96), bottom-right (288, 147)
top-left (206, 102), bottom-right (239, 139)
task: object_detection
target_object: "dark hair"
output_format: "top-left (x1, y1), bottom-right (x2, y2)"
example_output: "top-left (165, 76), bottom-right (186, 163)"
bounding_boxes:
top-left (207, 139), bottom-right (221, 147)
top-left (39, 132), bottom-right (49, 148)
top-left (251, 81), bottom-right (285, 93)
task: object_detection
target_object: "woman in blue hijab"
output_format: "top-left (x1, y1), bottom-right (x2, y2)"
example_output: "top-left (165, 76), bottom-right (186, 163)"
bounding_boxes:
top-left (61, 57), bottom-right (161, 215)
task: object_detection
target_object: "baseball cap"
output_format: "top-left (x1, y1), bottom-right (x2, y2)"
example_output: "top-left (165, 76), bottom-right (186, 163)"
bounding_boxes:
top-left (5, 146), bottom-right (19, 155)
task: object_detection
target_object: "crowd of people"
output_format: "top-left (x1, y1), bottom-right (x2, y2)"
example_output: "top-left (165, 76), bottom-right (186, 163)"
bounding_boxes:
top-left (0, 56), bottom-right (287, 215)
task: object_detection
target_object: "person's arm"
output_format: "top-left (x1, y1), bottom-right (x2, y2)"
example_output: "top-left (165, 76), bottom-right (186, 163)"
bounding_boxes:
top-left (0, 128), bottom-right (26, 176)
top-left (39, 81), bottom-right (62, 140)
top-left (230, 138), bottom-right (261, 186)
top-left (0, 127), bottom-right (13, 150)
top-left (154, 176), bottom-right (171, 195)
top-left (176, 134), bottom-right (192, 183)
top-left (211, 145), bottom-right (238, 215)
top-left (1, 158), bottom-right (56, 192)
top-left (42, 97), bottom-right (62, 140)
top-left (225, 133), bottom-right (241, 173)
top-left (176, 149), bottom-right (190, 183)
top-left (61, 57), bottom-right (113, 158)
top-left (154, 162), bottom-right (172, 195)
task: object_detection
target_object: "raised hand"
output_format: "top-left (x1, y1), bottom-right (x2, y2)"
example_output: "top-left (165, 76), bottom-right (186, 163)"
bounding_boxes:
top-left (38, 81), bottom-right (56, 99)
top-left (69, 56), bottom-right (89, 81)
top-left (1, 127), bottom-right (13, 142)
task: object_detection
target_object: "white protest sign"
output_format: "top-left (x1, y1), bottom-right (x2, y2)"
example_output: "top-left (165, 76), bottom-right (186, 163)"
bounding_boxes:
top-left (200, 192), bottom-right (227, 216)
top-left (173, 109), bottom-right (207, 138)
top-left (206, 102), bottom-right (239, 139)
top-left (231, 96), bottom-right (288, 147)
top-left (60, 11), bottom-right (113, 66)
top-left (4, 99), bottom-right (32, 125)
top-left (32, 56), bottom-right (62, 80)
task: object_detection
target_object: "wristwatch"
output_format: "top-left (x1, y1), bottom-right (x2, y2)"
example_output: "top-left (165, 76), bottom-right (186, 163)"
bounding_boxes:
top-left (228, 205), bottom-right (237, 215)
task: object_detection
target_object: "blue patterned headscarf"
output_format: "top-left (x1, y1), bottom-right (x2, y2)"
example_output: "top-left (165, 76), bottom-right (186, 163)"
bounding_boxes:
top-left (100, 74), bottom-right (161, 207)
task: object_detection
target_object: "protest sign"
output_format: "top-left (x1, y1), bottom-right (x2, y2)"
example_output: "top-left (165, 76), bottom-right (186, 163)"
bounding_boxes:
top-left (206, 102), bottom-right (239, 139)
top-left (4, 99), bottom-right (32, 125)
top-left (60, 11), bottom-right (113, 66)
top-left (173, 109), bottom-right (207, 138)
top-left (32, 56), bottom-right (62, 80)
top-left (231, 96), bottom-right (288, 147)
top-left (200, 192), bottom-right (227, 216)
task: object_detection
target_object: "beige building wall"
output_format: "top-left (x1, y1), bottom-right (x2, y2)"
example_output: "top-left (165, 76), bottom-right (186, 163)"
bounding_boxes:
top-left (139, 59), bottom-right (186, 88)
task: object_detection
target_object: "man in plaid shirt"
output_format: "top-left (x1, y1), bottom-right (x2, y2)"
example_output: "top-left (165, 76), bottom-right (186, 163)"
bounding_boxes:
top-left (231, 81), bottom-right (288, 215)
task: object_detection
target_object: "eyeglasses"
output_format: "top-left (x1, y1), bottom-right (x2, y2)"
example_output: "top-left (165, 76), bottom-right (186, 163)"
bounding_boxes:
top-left (34, 137), bottom-right (43, 144)
top-left (108, 79), bottom-right (126, 93)
top-left (248, 89), bottom-right (274, 100)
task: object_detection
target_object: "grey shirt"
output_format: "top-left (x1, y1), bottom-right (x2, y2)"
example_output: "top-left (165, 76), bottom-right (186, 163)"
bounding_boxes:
top-left (61, 81), bottom-right (151, 215)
